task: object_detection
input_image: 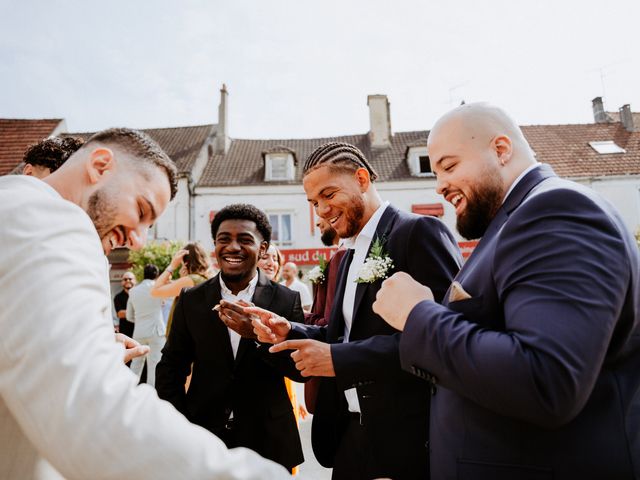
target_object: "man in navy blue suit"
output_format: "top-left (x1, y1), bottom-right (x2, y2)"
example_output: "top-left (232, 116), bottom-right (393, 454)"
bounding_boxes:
top-left (374, 103), bottom-right (640, 479)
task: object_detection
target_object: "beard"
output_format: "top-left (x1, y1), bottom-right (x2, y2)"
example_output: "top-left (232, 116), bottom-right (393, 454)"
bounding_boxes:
top-left (340, 194), bottom-right (366, 239)
top-left (456, 169), bottom-right (503, 240)
top-left (320, 226), bottom-right (338, 246)
top-left (87, 186), bottom-right (118, 241)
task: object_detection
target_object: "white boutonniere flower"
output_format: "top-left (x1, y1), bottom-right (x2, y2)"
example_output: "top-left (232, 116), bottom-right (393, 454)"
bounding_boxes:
top-left (355, 237), bottom-right (394, 283)
top-left (308, 255), bottom-right (328, 284)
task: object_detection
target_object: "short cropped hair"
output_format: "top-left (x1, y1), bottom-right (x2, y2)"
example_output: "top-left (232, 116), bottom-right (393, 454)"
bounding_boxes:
top-left (23, 136), bottom-right (85, 172)
top-left (84, 128), bottom-right (178, 200)
top-left (303, 142), bottom-right (378, 181)
top-left (210, 204), bottom-right (272, 244)
top-left (143, 264), bottom-right (160, 280)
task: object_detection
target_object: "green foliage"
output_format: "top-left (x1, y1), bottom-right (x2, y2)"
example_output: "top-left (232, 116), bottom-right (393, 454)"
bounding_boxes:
top-left (127, 240), bottom-right (184, 282)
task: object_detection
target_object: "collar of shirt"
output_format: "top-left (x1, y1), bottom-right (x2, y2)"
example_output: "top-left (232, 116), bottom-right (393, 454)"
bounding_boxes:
top-left (351, 200), bottom-right (390, 253)
top-left (219, 271), bottom-right (259, 302)
top-left (502, 162), bottom-right (540, 204)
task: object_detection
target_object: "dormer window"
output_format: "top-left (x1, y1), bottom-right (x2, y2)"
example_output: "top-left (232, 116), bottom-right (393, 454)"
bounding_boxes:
top-left (406, 145), bottom-right (433, 177)
top-left (589, 141), bottom-right (626, 154)
top-left (263, 146), bottom-right (296, 181)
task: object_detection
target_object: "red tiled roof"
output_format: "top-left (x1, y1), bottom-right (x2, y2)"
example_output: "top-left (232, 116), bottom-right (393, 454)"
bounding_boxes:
top-left (67, 124), bottom-right (216, 174)
top-left (198, 122), bottom-right (640, 187)
top-left (522, 123), bottom-right (640, 177)
top-left (198, 130), bottom-right (428, 187)
top-left (0, 119), bottom-right (64, 175)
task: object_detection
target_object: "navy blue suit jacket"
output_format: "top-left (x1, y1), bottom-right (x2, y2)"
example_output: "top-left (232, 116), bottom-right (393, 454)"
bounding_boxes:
top-left (290, 205), bottom-right (462, 478)
top-left (401, 164), bottom-right (640, 479)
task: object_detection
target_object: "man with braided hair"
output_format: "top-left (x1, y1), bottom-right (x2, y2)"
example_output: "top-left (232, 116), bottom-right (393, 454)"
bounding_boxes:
top-left (247, 141), bottom-right (463, 479)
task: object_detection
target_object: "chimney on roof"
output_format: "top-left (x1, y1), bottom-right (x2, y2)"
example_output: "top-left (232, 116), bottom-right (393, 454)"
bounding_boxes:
top-left (215, 84), bottom-right (230, 154)
top-left (619, 104), bottom-right (635, 132)
top-left (367, 94), bottom-right (392, 149)
top-left (592, 96), bottom-right (612, 123)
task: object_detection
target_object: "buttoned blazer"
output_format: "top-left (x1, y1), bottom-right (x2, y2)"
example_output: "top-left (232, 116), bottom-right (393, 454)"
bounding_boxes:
top-left (156, 270), bottom-right (305, 470)
top-left (290, 205), bottom-right (462, 475)
top-left (401, 164), bottom-right (640, 479)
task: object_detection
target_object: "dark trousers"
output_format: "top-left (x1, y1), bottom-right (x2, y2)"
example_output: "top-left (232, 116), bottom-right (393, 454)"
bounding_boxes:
top-left (332, 415), bottom-right (377, 480)
top-left (332, 413), bottom-right (429, 480)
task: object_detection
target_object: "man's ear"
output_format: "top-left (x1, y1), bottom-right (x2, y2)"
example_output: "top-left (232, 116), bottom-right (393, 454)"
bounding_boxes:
top-left (22, 163), bottom-right (34, 176)
top-left (354, 167), bottom-right (371, 192)
top-left (86, 147), bottom-right (115, 184)
top-left (494, 135), bottom-right (513, 166)
top-left (259, 241), bottom-right (268, 257)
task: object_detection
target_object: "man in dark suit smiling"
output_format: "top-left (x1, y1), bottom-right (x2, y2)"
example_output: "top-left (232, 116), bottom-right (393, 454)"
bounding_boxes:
top-left (249, 143), bottom-right (462, 480)
top-left (156, 204), bottom-right (305, 472)
top-left (374, 103), bottom-right (640, 479)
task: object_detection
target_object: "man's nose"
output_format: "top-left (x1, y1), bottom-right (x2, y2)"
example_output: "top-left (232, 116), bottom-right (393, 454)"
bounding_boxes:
top-left (435, 176), bottom-right (447, 196)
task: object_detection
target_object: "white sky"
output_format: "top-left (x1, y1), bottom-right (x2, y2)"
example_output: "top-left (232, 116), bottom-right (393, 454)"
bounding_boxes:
top-left (1, 0), bottom-right (638, 138)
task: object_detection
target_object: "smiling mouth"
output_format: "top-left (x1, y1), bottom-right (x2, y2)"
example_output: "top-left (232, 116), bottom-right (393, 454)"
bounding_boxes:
top-left (222, 257), bottom-right (246, 266)
top-left (327, 213), bottom-right (341, 226)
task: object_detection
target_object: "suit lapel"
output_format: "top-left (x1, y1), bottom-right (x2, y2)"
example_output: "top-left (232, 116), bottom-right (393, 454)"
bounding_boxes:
top-left (350, 205), bottom-right (399, 328)
top-left (456, 164), bottom-right (557, 282)
top-left (235, 270), bottom-right (274, 366)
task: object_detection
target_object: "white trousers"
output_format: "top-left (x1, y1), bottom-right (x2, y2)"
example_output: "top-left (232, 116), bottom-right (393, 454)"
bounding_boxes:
top-left (130, 335), bottom-right (166, 387)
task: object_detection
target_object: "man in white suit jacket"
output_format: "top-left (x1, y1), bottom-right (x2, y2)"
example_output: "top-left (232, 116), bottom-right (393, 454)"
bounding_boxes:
top-left (0, 128), bottom-right (289, 479)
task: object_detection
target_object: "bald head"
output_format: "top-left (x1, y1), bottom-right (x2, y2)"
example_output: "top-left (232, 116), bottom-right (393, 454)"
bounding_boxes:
top-left (428, 103), bottom-right (538, 240)
top-left (428, 103), bottom-right (535, 178)
top-left (282, 262), bottom-right (298, 282)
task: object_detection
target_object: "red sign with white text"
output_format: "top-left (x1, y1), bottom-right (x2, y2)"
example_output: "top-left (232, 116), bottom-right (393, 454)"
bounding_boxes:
top-left (280, 247), bottom-right (338, 266)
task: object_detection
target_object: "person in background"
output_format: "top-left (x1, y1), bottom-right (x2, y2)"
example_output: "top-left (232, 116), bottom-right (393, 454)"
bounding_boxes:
top-left (151, 242), bottom-right (213, 335)
top-left (303, 218), bottom-right (343, 414)
top-left (127, 264), bottom-right (165, 387)
top-left (113, 271), bottom-right (136, 359)
top-left (15, 136), bottom-right (84, 178)
top-left (281, 262), bottom-right (312, 312)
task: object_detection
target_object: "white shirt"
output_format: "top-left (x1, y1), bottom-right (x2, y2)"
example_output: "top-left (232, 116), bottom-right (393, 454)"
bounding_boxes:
top-left (220, 273), bottom-right (259, 358)
top-left (503, 162), bottom-right (541, 203)
top-left (282, 278), bottom-right (313, 308)
top-left (126, 279), bottom-right (165, 338)
top-left (0, 175), bottom-right (289, 479)
top-left (341, 200), bottom-right (390, 413)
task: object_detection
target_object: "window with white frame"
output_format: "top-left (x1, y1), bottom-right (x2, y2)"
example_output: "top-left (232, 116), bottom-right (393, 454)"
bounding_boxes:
top-left (265, 153), bottom-right (295, 181)
top-left (407, 146), bottom-right (434, 176)
top-left (588, 141), bottom-right (626, 154)
top-left (268, 212), bottom-right (293, 246)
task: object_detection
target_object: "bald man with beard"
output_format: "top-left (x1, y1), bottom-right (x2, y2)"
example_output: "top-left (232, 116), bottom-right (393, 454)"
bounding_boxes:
top-left (373, 103), bottom-right (640, 479)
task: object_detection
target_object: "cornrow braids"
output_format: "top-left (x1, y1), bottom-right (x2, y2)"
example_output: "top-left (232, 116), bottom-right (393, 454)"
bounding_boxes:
top-left (303, 142), bottom-right (378, 181)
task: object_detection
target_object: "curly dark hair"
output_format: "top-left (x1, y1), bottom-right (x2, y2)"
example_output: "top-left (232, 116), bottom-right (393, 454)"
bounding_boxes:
top-left (23, 136), bottom-right (85, 172)
top-left (84, 128), bottom-right (178, 200)
top-left (210, 204), bottom-right (272, 244)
